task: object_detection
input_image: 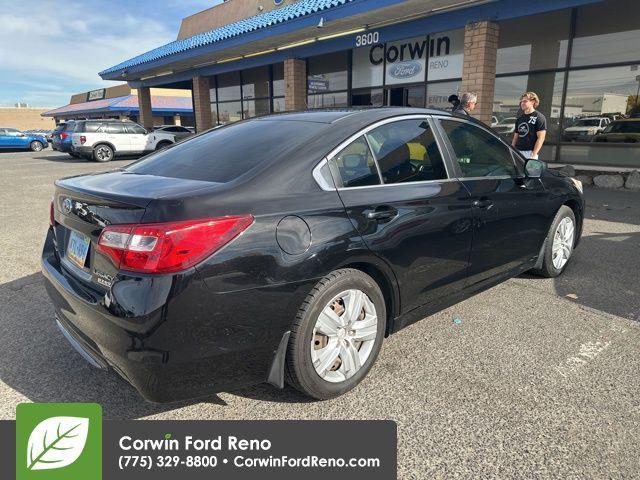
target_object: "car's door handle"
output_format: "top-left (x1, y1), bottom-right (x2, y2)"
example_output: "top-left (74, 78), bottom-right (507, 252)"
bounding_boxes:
top-left (365, 206), bottom-right (398, 221)
top-left (473, 199), bottom-right (493, 209)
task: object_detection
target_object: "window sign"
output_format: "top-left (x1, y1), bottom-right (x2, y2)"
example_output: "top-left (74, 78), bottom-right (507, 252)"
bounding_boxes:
top-left (308, 75), bottom-right (330, 92)
top-left (384, 36), bottom-right (427, 85)
top-left (427, 29), bottom-right (463, 81)
top-left (352, 46), bottom-right (384, 88)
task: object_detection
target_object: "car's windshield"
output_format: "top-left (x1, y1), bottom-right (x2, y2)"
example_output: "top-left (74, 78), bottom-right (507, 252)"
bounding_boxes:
top-left (573, 119), bottom-right (600, 127)
top-left (127, 120), bottom-right (322, 183)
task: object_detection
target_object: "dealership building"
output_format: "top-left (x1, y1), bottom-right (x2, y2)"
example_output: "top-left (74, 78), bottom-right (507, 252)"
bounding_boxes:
top-left (42, 84), bottom-right (194, 126)
top-left (99, 0), bottom-right (640, 168)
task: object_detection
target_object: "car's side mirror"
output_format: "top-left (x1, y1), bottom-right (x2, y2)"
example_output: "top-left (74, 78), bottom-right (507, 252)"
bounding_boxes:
top-left (19, 133), bottom-right (27, 137)
top-left (525, 159), bottom-right (545, 178)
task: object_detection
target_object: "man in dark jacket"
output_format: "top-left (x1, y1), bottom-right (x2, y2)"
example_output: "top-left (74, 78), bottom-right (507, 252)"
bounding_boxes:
top-left (452, 92), bottom-right (477, 116)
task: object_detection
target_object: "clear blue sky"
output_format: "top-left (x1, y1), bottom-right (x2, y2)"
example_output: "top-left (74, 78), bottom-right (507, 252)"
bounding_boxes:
top-left (0, 0), bottom-right (223, 107)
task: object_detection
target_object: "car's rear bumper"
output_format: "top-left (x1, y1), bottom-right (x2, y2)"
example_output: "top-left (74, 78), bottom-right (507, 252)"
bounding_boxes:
top-left (72, 145), bottom-right (93, 156)
top-left (41, 227), bottom-right (310, 402)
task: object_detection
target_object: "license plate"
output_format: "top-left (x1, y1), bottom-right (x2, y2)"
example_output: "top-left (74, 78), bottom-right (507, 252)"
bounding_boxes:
top-left (67, 230), bottom-right (90, 268)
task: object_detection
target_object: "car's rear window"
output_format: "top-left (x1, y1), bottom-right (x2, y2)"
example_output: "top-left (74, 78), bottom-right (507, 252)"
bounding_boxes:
top-left (62, 123), bottom-right (76, 132)
top-left (126, 120), bottom-right (322, 183)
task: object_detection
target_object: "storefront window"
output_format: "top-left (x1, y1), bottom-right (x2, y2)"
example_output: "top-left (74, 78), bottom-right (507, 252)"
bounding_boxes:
top-left (352, 46), bottom-right (384, 89)
top-left (273, 97), bottom-right (285, 113)
top-left (210, 103), bottom-right (219, 125)
top-left (218, 101), bottom-right (242, 124)
top-left (492, 72), bottom-right (564, 143)
top-left (308, 91), bottom-right (348, 109)
top-left (242, 67), bottom-right (270, 99)
top-left (563, 66), bottom-right (640, 143)
top-left (571, 0), bottom-right (640, 67)
top-left (217, 72), bottom-right (241, 102)
top-left (352, 88), bottom-right (384, 107)
top-left (273, 63), bottom-right (284, 97)
top-left (243, 98), bottom-right (270, 118)
top-left (427, 29), bottom-right (463, 81)
top-left (308, 52), bottom-right (348, 92)
top-left (208, 77), bottom-right (217, 103)
top-left (496, 11), bottom-right (570, 74)
top-left (425, 81), bottom-right (460, 110)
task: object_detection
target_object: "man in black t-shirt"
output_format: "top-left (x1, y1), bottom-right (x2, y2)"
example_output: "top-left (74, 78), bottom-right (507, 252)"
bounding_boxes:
top-left (511, 92), bottom-right (546, 159)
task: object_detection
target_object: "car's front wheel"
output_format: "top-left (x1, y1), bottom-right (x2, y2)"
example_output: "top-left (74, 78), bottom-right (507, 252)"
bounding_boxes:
top-left (286, 268), bottom-right (386, 399)
top-left (93, 144), bottom-right (114, 162)
top-left (532, 205), bottom-right (576, 277)
top-left (30, 140), bottom-right (43, 152)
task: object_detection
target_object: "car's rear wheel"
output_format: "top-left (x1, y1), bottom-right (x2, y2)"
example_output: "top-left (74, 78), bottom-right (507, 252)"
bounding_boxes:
top-left (532, 205), bottom-right (576, 278)
top-left (155, 141), bottom-right (172, 151)
top-left (30, 141), bottom-right (43, 152)
top-left (285, 268), bottom-right (386, 399)
top-left (93, 144), bottom-right (114, 162)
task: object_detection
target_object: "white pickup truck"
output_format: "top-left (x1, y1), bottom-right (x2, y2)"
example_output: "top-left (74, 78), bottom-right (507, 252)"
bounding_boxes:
top-left (72, 120), bottom-right (175, 162)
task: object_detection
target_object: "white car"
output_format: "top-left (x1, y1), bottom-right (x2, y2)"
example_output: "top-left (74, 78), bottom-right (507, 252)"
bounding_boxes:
top-left (72, 120), bottom-right (175, 162)
top-left (563, 117), bottom-right (610, 141)
top-left (493, 117), bottom-right (517, 135)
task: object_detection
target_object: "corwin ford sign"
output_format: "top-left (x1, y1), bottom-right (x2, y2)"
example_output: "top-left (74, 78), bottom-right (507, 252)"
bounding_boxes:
top-left (388, 61), bottom-right (422, 80)
top-left (351, 30), bottom-right (463, 87)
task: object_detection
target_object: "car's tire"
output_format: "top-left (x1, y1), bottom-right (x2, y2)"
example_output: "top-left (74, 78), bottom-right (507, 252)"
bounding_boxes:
top-left (531, 205), bottom-right (576, 278)
top-left (285, 268), bottom-right (386, 400)
top-left (30, 141), bottom-right (43, 152)
top-left (155, 141), bottom-right (172, 151)
top-left (93, 144), bottom-right (114, 162)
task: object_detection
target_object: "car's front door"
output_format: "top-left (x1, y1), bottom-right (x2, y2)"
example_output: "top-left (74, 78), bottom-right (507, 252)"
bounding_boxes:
top-left (3, 128), bottom-right (26, 147)
top-left (436, 117), bottom-right (550, 287)
top-left (328, 116), bottom-right (473, 315)
top-left (124, 123), bottom-right (148, 153)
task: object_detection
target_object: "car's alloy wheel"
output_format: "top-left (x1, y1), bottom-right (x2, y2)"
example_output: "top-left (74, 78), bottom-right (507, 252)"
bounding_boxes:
top-left (552, 217), bottom-right (574, 270)
top-left (30, 141), bottom-right (43, 152)
top-left (311, 289), bottom-right (378, 383)
top-left (94, 145), bottom-right (113, 162)
top-left (532, 205), bottom-right (577, 278)
top-left (286, 268), bottom-right (386, 400)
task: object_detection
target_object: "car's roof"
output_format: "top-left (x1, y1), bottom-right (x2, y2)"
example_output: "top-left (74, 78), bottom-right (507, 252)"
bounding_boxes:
top-left (254, 107), bottom-right (453, 125)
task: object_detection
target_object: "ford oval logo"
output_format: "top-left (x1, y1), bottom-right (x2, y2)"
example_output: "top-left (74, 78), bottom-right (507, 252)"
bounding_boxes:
top-left (62, 198), bottom-right (73, 214)
top-left (388, 61), bottom-right (422, 80)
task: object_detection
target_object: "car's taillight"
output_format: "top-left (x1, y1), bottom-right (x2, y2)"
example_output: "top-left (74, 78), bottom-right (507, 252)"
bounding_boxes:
top-left (97, 216), bottom-right (253, 274)
top-left (49, 198), bottom-right (55, 227)
top-left (60, 132), bottom-right (69, 140)
top-left (80, 135), bottom-right (86, 144)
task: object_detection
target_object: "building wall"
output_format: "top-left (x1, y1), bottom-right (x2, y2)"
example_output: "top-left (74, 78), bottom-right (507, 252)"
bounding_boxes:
top-left (0, 108), bottom-right (56, 130)
top-left (177, 0), bottom-right (298, 39)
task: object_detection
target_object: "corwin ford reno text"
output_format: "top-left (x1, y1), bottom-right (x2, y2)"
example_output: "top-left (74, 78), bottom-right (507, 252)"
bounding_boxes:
top-left (42, 108), bottom-right (584, 402)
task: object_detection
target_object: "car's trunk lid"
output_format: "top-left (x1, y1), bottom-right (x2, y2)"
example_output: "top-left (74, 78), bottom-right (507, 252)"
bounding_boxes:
top-left (53, 170), bottom-right (217, 288)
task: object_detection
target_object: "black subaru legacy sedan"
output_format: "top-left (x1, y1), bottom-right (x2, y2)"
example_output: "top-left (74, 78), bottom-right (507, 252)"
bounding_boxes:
top-left (42, 108), bottom-right (584, 402)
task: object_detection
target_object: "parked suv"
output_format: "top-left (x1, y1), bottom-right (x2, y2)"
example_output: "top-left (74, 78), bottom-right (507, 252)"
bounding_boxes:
top-left (52, 121), bottom-right (80, 157)
top-left (71, 120), bottom-right (175, 162)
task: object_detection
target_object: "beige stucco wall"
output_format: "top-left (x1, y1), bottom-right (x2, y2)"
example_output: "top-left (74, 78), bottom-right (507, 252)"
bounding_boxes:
top-left (177, 0), bottom-right (298, 39)
top-left (0, 108), bottom-right (56, 130)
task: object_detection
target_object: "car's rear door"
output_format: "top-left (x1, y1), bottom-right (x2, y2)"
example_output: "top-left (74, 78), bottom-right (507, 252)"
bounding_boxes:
top-left (326, 115), bottom-right (473, 314)
top-left (434, 117), bottom-right (549, 287)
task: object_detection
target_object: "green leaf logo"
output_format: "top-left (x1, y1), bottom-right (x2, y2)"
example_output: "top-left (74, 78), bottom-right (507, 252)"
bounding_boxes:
top-left (26, 416), bottom-right (89, 471)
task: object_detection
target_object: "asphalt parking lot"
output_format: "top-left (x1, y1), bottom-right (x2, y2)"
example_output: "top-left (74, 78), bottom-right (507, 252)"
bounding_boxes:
top-left (1, 149), bottom-right (639, 478)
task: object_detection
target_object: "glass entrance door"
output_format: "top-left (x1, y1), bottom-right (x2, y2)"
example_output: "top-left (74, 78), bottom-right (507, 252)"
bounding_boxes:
top-left (384, 85), bottom-right (425, 107)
